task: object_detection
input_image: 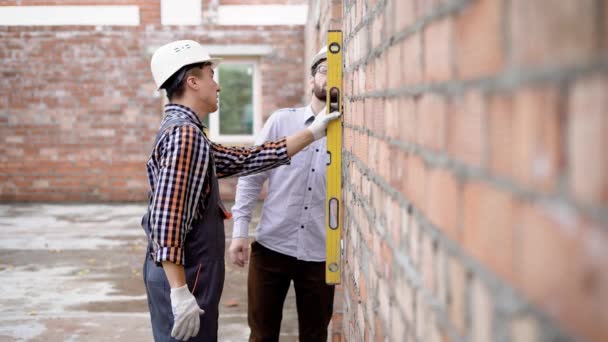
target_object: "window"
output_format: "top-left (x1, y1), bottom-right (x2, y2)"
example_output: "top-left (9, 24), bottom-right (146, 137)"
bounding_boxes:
top-left (206, 60), bottom-right (260, 143)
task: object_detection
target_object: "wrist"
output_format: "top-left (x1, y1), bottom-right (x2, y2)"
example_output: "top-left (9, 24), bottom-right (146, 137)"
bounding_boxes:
top-left (170, 284), bottom-right (191, 301)
top-left (307, 127), bottom-right (323, 141)
top-left (232, 220), bottom-right (250, 238)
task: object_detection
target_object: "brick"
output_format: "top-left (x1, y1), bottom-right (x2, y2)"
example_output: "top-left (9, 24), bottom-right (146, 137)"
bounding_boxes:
top-left (374, 316), bottom-right (386, 342)
top-left (387, 197), bottom-right (402, 246)
top-left (395, 0), bottom-right (416, 31)
top-left (516, 204), bottom-right (608, 341)
top-left (385, 98), bottom-right (398, 139)
top-left (417, 94), bottom-right (446, 151)
top-left (376, 52), bottom-right (388, 91)
top-left (427, 318), bottom-right (442, 342)
top-left (388, 45), bottom-right (401, 88)
top-left (359, 265), bottom-right (368, 304)
top-left (568, 76), bottom-right (608, 205)
top-left (401, 206), bottom-right (411, 249)
top-left (409, 217), bottom-right (421, 267)
top-left (415, 291), bottom-right (427, 340)
top-left (379, 142), bottom-right (393, 184)
top-left (463, 181), bottom-right (517, 282)
top-left (368, 136), bottom-right (380, 174)
top-left (399, 97), bottom-right (417, 143)
top-left (448, 256), bottom-right (467, 336)
top-left (510, 316), bottom-right (540, 342)
top-left (374, 99), bottom-right (387, 135)
top-left (512, 87), bottom-right (562, 191)
top-left (380, 240), bottom-right (393, 280)
top-left (401, 33), bottom-right (423, 86)
top-left (421, 231), bottom-right (436, 292)
top-left (392, 149), bottom-right (408, 196)
top-left (447, 90), bottom-right (485, 167)
top-left (510, 0), bottom-right (597, 67)
top-left (455, 0), bottom-right (504, 79)
top-left (390, 305), bottom-right (406, 341)
top-left (579, 223), bottom-right (608, 341)
top-left (424, 18), bottom-right (453, 82)
top-left (426, 167), bottom-right (461, 240)
top-left (488, 93), bottom-right (515, 178)
top-left (406, 155), bottom-right (428, 211)
top-left (372, 13), bottom-right (383, 50)
top-left (471, 277), bottom-right (493, 342)
top-left (378, 280), bottom-right (390, 331)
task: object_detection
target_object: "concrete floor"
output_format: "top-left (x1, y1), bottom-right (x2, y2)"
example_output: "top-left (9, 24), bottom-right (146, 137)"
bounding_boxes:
top-left (0, 203), bottom-right (299, 341)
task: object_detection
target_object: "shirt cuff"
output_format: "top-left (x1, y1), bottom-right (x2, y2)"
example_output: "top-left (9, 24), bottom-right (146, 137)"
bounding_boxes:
top-left (275, 137), bottom-right (290, 165)
top-left (153, 246), bottom-right (185, 266)
top-left (232, 219), bottom-right (250, 238)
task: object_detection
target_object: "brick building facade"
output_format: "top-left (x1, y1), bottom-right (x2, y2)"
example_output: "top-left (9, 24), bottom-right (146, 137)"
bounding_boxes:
top-left (307, 0), bottom-right (608, 341)
top-left (0, 0), bottom-right (307, 202)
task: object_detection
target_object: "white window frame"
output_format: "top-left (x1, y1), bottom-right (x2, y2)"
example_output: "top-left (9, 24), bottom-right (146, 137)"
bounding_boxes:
top-left (208, 58), bottom-right (261, 144)
top-left (161, 0), bottom-right (201, 26)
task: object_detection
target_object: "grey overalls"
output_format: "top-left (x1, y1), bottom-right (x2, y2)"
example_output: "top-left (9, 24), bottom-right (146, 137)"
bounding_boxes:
top-left (142, 117), bottom-right (226, 342)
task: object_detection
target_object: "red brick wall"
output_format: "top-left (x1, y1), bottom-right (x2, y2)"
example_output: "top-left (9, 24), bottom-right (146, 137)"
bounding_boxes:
top-left (309, 0), bottom-right (608, 341)
top-left (0, 1), bottom-right (305, 201)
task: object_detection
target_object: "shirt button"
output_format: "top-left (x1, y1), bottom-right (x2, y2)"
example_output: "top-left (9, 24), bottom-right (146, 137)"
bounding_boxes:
top-left (304, 206), bottom-right (308, 210)
top-left (300, 225), bottom-right (304, 229)
top-left (316, 149), bottom-right (319, 152)
top-left (308, 187), bottom-right (312, 191)
top-left (312, 168), bottom-right (315, 172)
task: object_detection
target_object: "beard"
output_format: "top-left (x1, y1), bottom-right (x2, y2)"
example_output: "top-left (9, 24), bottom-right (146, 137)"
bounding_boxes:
top-left (313, 84), bottom-right (338, 103)
top-left (313, 84), bottom-right (326, 101)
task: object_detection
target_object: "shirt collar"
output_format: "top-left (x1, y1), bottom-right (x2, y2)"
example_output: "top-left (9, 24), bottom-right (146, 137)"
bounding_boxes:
top-left (164, 103), bottom-right (207, 128)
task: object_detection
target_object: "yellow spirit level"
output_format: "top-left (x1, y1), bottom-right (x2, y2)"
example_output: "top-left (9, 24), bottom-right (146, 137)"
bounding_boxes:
top-left (325, 30), bottom-right (343, 285)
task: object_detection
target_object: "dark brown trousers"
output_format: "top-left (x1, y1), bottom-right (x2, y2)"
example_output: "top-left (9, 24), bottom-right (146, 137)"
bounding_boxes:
top-left (247, 241), bottom-right (335, 342)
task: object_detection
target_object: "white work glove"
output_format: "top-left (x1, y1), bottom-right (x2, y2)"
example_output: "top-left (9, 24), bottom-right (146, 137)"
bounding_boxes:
top-left (170, 284), bottom-right (205, 341)
top-left (307, 108), bottom-right (341, 140)
top-left (228, 238), bottom-right (250, 267)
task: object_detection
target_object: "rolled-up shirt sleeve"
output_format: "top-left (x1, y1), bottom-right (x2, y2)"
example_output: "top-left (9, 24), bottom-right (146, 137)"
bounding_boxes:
top-left (149, 125), bottom-right (210, 265)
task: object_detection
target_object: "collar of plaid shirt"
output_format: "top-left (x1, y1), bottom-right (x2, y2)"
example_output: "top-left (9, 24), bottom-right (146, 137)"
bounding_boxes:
top-left (163, 103), bottom-right (207, 129)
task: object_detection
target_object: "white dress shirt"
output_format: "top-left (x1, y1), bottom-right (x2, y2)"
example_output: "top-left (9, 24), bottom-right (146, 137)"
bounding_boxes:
top-left (231, 105), bottom-right (328, 261)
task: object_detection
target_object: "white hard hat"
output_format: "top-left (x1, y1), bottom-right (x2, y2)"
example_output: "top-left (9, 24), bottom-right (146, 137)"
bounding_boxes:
top-left (150, 40), bottom-right (222, 90)
top-left (310, 45), bottom-right (327, 68)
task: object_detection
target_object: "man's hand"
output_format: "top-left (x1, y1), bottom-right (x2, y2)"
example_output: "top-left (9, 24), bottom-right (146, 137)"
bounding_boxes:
top-left (307, 109), bottom-right (341, 140)
top-left (228, 238), bottom-right (250, 267)
top-left (170, 284), bottom-right (205, 341)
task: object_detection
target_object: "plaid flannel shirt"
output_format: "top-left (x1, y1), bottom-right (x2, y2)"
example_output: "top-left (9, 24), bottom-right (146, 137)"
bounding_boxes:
top-left (146, 104), bottom-right (289, 265)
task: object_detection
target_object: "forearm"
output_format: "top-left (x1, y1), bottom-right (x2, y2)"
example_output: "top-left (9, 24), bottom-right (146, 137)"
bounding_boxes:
top-left (212, 138), bottom-right (289, 178)
top-left (286, 129), bottom-right (314, 157)
top-left (162, 261), bottom-right (187, 289)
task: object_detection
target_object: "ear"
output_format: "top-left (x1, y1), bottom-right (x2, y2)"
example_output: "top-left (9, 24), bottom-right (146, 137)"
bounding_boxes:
top-left (308, 76), bottom-right (314, 92)
top-left (186, 75), bottom-right (199, 90)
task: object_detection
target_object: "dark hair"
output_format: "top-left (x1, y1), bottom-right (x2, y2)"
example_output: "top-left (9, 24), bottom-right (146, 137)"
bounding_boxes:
top-left (311, 58), bottom-right (327, 76)
top-left (162, 61), bottom-right (212, 100)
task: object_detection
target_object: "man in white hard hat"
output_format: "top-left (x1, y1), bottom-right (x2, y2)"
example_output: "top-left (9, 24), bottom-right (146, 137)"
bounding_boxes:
top-left (229, 46), bottom-right (336, 341)
top-left (142, 40), bottom-right (339, 342)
